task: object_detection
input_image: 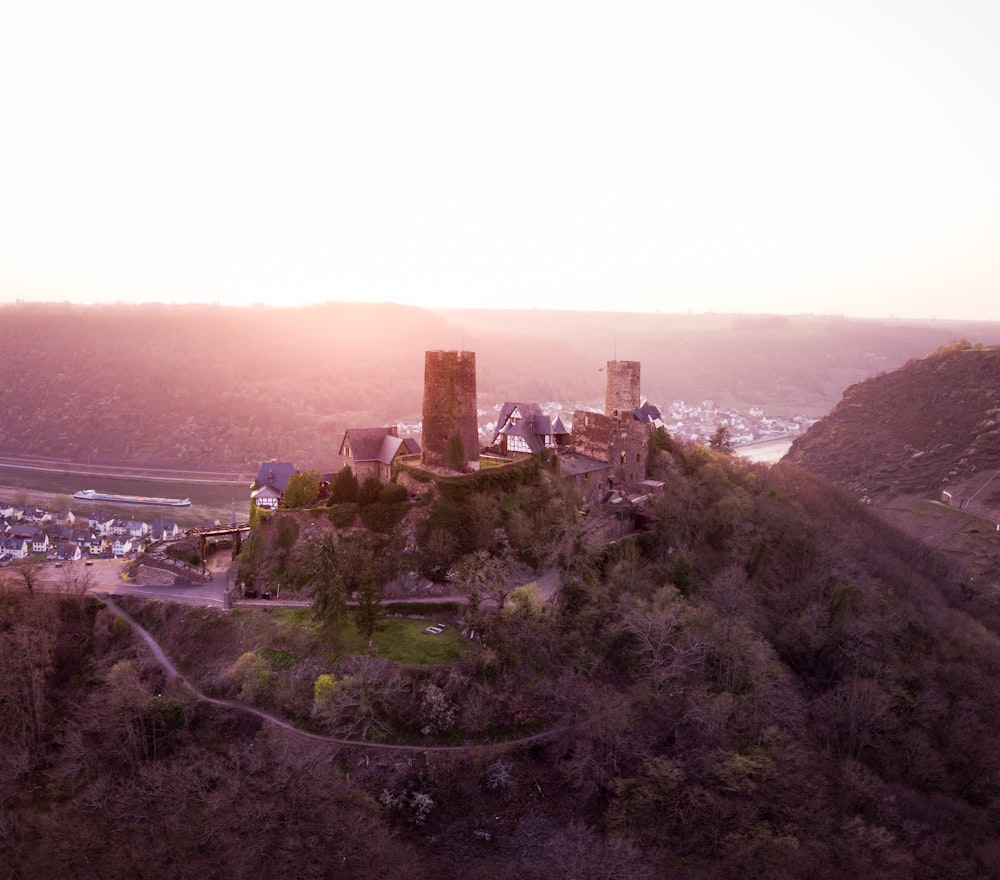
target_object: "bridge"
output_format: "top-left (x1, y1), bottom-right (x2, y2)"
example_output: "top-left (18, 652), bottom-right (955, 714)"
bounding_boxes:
top-left (186, 522), bottom-right (252, 558)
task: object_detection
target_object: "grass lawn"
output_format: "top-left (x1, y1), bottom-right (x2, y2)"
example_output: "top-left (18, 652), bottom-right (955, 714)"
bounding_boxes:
top-left (266, 608), bottom-right (474, 665)
top-left (348, 616), bottom-right (474, 664)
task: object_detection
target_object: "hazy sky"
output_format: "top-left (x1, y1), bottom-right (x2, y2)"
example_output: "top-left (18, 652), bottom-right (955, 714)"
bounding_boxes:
top-left (3, 1), bottom-right (998, 319)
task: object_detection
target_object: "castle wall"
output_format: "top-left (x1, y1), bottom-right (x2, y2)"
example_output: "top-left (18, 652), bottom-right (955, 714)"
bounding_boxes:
top-left (572, 409), bottom-right (650, 489)
top-left (422, 350), bottom-right (479, 468)
top-left (572, 410), bottom-right (615, 463)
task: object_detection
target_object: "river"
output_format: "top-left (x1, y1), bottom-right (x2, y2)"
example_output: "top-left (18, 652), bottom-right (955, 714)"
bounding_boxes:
top-left (0, 465), bottom-right (250, 527)
top-left (735, 437), bottom-right (794, 464)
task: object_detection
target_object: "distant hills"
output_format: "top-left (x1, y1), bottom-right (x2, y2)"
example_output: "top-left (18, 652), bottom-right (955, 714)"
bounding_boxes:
top-left (2, 301), bottom-right (998, 471)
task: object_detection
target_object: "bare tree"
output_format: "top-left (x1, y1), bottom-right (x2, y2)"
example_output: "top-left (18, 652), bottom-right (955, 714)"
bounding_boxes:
top-left (58, 562), bottom-right (96, 596)
top-left (450, 548), bottom-right (517, 611)
top-left (13, 557), bottom-right (42, 593)
top-left (622, 587), bottom-right (704, 692)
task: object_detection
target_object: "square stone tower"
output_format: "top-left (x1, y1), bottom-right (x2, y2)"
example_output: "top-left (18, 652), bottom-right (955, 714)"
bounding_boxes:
top-left (421, 350), bottom-right (479, 469)
top-left (606, 360), bottom-right (641, 420)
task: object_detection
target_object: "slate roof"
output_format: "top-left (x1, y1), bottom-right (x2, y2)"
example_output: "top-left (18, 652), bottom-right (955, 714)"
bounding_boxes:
top-left (341, 428), bottom-right (420, 466)
top-left (492, 402), bottom-right (569, 451)
top-left (633, 401), bottom-right (662, 423)
top-left (255, 461), bottom-right (297, 493)
top-left (558, 451), bottom-right (612, 477)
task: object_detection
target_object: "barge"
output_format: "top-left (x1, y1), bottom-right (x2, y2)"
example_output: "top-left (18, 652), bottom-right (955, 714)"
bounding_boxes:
top-left (73, 489), bottom-right (192, 507)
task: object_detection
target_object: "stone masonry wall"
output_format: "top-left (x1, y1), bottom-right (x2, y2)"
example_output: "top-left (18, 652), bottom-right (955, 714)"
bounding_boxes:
top-left (421, 350), bottom-right (479, 468)
top-left (605, 360), bottom-right (641, 419)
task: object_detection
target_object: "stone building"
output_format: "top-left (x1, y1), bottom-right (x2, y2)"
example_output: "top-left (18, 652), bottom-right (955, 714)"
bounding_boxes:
top-left (421, 350), bottom-right (479, 469)
top-left (605, 359), bottom-right (642, 419)
top-left (338, 426), bottom-right (420, 484)
top-left (566, 360), bottom-right (661, 502)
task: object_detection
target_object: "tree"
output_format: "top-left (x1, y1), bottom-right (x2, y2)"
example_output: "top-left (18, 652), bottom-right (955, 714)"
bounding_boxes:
top-left (671, 551), bottom-right (694, 596)
top-left (621, 587), bottom-right (698, 692)
top-left (355, 568), bottom-right (385, 649)
top-left (311, 656), bottom-right (405, 739)
top-left (338, 533), bottom-right (398, 648)
top-left (709, 424), bottom-right (734, 454)
top-left (309, 529), bottom-right (347, 629)
top-left (283, 469), bottom-right (322, 508)
top-left (13, 557), bottom-right (42, 593)
top-left (229, 651), bottom-right (273, 703)
top-left (358, 475), bottom-right (383, 507)
top-left (58, 562), bottom-right (96, 596)
top-left (450, 549), bottom-right (517, 611)
top-left (329, 466), bottom-right (359, 504)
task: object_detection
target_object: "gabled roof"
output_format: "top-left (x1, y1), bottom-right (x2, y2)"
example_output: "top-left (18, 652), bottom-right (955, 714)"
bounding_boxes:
top-left (492, 402), bottom-right (564, 451)
top-left (251, 485), bottom-right (282, 501)
top-left (255, 461), bottom-right (297, 493)
top-left (633, 401), bottom-right (662, 423)
top-left (341, 428), bottom-right (420, 465)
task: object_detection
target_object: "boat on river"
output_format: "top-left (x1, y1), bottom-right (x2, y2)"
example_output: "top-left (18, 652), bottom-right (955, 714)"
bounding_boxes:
top-left (73, 489), bottom-right (192, 507)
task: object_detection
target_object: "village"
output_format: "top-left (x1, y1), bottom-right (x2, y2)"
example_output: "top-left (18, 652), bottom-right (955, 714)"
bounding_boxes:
top-left (0, 502), bottom-right (182, 564)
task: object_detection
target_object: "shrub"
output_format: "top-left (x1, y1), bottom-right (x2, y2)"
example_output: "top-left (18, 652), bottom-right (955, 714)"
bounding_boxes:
top-left (379, 482), bottom-right (408, 504)
top-left (327, 503), bottom-right (357, 528)
top-left (329, 466), bottom-right (359, 504)
top-left (358, 476), bottom-right (383, 507)
top-left (360, 502), bottom-right (408, 533)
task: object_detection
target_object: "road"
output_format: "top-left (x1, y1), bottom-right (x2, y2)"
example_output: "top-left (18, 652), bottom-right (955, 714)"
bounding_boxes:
top-left (102, 593), bottom-right (619, 754)
top-left (20, 553), bottom-right (562, 612)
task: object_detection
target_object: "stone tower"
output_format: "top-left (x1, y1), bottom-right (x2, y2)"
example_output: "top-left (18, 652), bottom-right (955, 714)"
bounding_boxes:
top-left (605, 360), bottom-right (641, 421)
top-left (422, 350), bottom-right (479, 468)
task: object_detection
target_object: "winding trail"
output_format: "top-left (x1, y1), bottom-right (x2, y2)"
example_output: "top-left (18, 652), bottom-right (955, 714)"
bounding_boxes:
top-left (103, 596), bottom-right (625, 754)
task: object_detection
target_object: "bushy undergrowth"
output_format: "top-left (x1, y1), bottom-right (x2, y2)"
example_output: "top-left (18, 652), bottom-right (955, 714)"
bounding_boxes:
top-left (8, 439), bottom-right (1000, 878)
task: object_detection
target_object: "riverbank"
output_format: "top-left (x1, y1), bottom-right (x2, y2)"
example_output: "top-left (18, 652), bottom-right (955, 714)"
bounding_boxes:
top-left (735, 436), bottom-right (794, 463)
top-left (0, 454), bottom-right (248, 485)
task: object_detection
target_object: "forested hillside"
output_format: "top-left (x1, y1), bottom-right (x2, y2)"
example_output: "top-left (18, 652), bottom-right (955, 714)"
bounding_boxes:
top-left (786, 342), bottom-right (1000, 499)
top-left (5, 442), bottom-right (1000, 878)
top-left (2, 301), bottom-right (998, 471)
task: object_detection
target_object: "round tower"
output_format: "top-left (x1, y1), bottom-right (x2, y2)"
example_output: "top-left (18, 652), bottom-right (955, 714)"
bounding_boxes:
top-left (422, 350), bottom-right (479, 468)
top-left (606, 360), bottom-right (641, 420)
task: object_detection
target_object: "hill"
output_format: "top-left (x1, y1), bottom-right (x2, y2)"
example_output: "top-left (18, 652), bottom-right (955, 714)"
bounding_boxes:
top-left (2, 301), bottom-right (999, 471)
top-left (785, 342), bottom-right (1000, 586)
top-left (786, 342), bottom-right (1000, 500)
top-left (6, 443), bottom-right (1000, 877)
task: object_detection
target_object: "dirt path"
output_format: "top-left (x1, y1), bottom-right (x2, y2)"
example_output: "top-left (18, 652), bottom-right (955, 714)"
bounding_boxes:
top-left (103, 596), bottom-right (620, 754)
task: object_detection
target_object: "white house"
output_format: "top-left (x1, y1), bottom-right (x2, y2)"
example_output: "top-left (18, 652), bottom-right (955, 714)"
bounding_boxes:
top-left (151, 520), bottom-right (181, 541)
top-left (88, 511), bottom-right (116, 534)
top-left (0, 537), bottom-right (29, 560)
top-left (56, 542), bottom-right (82, 561)
top-left (124, 520), bottom-right (149, 539)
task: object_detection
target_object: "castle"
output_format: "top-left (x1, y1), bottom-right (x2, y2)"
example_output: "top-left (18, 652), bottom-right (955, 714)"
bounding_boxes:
top-left (255, 351), bottom-right (661, 509)
top-left (423, 351), bottom-right (661, 503)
